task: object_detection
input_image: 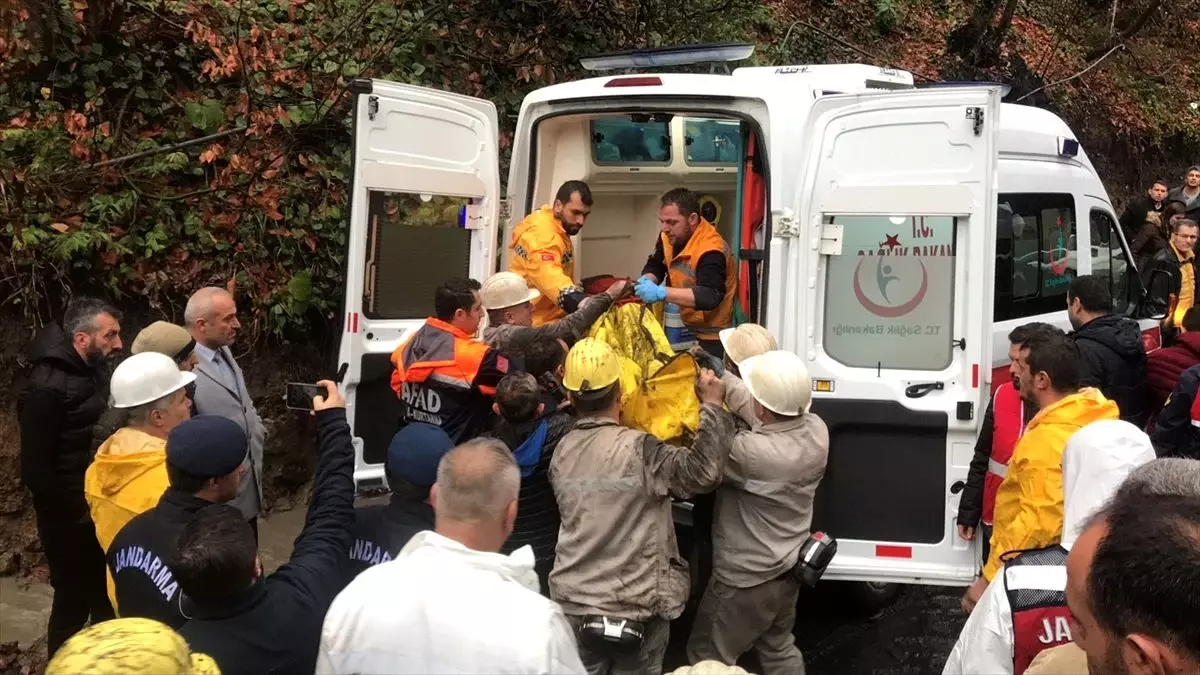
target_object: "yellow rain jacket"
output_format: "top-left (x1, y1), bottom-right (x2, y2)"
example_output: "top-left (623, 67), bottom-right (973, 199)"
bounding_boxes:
top-left (85, 427), bottom-right (171, 607)
top-left (586, 303), bottom-right (701, 444)
top-left (509, 205), bottom-right (576, 326)
top-left (982, 387), bottom-right (1119, 580)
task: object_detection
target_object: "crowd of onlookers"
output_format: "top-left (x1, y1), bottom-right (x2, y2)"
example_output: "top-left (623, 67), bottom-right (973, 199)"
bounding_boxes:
top-left (20, 278), bottom-right (832, 675)
top-left (944, 271), bottom-right (1200, 675)
top-left (16, 201), bottom-right (1200, 674)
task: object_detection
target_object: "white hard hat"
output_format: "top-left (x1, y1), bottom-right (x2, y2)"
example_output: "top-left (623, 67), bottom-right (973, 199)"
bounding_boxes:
top-left (718, 323), bottom-right (777, 366)
top-left (481, 272), bottom-right (541, 311)
top-left (110, 352), bottom-right (197, 409)
top-left (740, 350), bottom-right (812, 415)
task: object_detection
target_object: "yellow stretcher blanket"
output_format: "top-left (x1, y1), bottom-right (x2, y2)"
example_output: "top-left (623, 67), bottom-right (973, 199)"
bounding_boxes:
top-left (585, 303), bottom-right (701, 444)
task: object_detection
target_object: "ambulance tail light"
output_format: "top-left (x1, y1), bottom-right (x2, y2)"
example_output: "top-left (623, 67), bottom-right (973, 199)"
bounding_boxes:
top-left (1142, 325), bottom-right (1162, 353)
top-left (604, 76), bottom-right (663, 88)
top-left (812, 379), bottom-right (835, 393)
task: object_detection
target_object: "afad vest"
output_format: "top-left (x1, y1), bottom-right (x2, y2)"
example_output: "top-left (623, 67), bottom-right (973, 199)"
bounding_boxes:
top-left (1003, 545), bottom-right (1073, 675)
top-left (984, 383), bottom-right (1025, 526)
top-left (390, 318), bottom-right (494, 443)
top-left (660, 219), bottom-right (737, 340)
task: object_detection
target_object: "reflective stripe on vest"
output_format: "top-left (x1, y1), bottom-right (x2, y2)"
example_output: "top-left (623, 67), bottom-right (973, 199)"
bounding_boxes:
top-left (1004, 546), bottom-right (1071, 675)
top-left (660, 219), bottom-right (737, 341)
top-left (983, 382), bottom-right (1024, 526)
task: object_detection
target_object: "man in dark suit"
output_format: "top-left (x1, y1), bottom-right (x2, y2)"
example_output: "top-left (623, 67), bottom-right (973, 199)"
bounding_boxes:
top-left (185, 286), bottom-right (265, 538)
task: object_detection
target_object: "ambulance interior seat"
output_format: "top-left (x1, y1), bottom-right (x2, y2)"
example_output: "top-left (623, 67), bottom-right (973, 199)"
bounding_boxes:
top-left (528, 113), bottom-right (766, 322)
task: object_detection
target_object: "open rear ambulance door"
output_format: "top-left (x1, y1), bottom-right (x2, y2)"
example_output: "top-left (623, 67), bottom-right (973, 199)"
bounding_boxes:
top-left (338, 79), bottom-right (501, 492)
top-left (797, 86), bottom-right (1000, 585)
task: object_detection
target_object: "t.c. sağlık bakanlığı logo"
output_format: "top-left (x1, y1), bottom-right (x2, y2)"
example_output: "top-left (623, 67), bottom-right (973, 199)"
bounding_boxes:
top-left (852, 233), bottom-right (929, 318)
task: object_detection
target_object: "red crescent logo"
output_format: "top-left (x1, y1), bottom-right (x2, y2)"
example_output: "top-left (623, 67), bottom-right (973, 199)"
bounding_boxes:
top-left (852, 256), bottom-right (929, 318)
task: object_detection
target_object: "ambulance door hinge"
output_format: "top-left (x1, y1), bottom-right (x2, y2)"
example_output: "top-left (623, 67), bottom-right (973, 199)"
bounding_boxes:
top-left (367, 96), bottom-right (379, 121)
top-left (776, 211), bottom-right (800, 238)
top-left (818, 222), bottom-right (843, 255)
top-left (965, 106), bottom-right (984, 136)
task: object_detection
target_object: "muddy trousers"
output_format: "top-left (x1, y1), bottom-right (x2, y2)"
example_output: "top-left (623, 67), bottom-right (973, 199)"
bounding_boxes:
top-left (568, 615), bottom-right (671, 675)
top-left (687, 576), bottom-right (805, 675)
top-left (32, 505), bottom-right (114, 656)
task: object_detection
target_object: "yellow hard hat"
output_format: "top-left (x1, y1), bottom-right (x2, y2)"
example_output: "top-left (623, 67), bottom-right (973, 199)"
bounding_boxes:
top-left (47, 618), bottom-right (221, 674)
top-left (562, 337), bottom-right (621, 393)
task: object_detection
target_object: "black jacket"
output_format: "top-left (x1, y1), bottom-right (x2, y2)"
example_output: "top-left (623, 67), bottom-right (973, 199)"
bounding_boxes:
top-left (18, 324), bottom-right (111, 519)
top-left (1142, 246), bottom-right (1194, 319)
top-left (106, 488), bottom-right (213, 628)
top-left (491, 411), bottom-right (574, 570)
top-left (345, 496), bottom-right (434, 578)
top-left (1069, 314), bottom-right (1150, 427)
top-left (1150, 364), bottom-right (1200, 460)
top-left (957, 391), bottom-right (1036, 528)
top-left (177, 408), bottom-right (355, 675)
top-left (1119, 195), bottom-right (1165, 241)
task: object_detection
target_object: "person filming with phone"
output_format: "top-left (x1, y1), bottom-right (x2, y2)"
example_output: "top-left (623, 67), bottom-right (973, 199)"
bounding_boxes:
top-left (169, 380), bottom-right (356, 675)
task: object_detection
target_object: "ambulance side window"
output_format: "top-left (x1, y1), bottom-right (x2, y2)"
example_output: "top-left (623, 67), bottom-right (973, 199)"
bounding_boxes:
top-left (821, 215), bottom-right (957, 371)
top-left (1089, 210), bottom-right (1132, 312)
top-left (362, 191), bottom-right (472, 319)
top-left (993, 193), bottom-right (1077, 321)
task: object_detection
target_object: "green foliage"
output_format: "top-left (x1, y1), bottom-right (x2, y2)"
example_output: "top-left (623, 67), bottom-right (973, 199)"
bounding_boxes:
top-left (0, 0), bottom-right (769, 341)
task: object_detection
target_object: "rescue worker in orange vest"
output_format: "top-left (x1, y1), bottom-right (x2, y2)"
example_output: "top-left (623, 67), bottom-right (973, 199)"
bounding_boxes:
top-left (509, 181), bottom-right (593, 327)
top-left (956, 324), bottom-right (1054, 563)
top-left (390, 277), bottom-right (510, 443)
top-left (635, 188), bottom-right (738, 359)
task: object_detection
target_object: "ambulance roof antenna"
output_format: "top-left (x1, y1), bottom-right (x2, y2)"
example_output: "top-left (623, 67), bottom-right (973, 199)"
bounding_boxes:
top-left (579, 43), bottom-right (755, 72)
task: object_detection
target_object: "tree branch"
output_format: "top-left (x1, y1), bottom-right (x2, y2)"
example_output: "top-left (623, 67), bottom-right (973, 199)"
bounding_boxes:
top-left (55, 126), bottom-right (249, 174)
top-left (1084, 0), bottom-right (1161, 60)
top-left (1014, 44), bottom-right (1125, 102)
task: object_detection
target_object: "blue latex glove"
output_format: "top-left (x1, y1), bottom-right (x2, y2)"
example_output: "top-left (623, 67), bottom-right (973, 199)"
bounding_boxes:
top-left (634, 276), bottom-right (667, 303)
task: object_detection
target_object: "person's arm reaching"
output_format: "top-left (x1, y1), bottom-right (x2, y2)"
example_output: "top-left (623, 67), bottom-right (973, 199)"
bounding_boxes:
top-left (522, 234), bottom-right (584, 314)
top-left (539, 280), bottom-right (628, 343)
top-left (638, 251), bottom-right (727, 310)
top-left (981, 442), bottom-right (1064, 581)
top-left (270, 381), bottom-right (355, 608)
top-left (472, 348), bottom-right (510, 397)
top-left (641, 369), bottom-right (735, 499)
top-left (957, 396), bottom-right (995, 538)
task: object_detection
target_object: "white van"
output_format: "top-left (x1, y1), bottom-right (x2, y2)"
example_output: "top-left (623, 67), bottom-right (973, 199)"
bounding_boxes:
top-left (336, 58), bottom-right (1155, 589)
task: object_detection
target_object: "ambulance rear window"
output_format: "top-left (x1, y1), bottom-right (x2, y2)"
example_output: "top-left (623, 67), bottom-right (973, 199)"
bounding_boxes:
top-left (362, 191), bottom-right (471, 319)
top-left (590, 119), bottom-right (671, 164)
top-left (821, 215), bottom-right (957, 371)
top-left (684, 119), bottom-right (741, 165)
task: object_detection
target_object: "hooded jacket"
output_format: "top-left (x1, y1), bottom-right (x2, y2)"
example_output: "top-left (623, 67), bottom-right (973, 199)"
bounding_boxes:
top-left (85, 427), bottom-right (170, 554)
top-left (1146, 332), bottom-right (1200, 415)
top-left (1069, 314), bottom-right (1149, 427)
top-left (982, 388), bottom-right (1119, 581)
top-left (317, 531), bottom-right (586, 674)
top-left (84, 427), bottom-right (171, 608)
top-left (18, 324), bottom-right (112, 520)
top-left (943, 420), bottom-right (1154, 675)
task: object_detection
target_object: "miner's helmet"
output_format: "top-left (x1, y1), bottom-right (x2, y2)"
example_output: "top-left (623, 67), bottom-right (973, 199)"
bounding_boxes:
top-left (562, 338), bottom-right (621, 393)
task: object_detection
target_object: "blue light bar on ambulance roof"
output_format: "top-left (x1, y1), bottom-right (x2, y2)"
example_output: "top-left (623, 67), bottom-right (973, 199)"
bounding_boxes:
top-left (580, 43), bottom-right (755, 72)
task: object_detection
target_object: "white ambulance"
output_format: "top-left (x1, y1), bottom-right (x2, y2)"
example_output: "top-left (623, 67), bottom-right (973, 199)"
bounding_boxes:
top-left (336, 46), bottom-right (1159, 593)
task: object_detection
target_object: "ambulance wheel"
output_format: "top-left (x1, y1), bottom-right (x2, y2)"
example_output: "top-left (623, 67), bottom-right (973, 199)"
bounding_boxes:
top-left (839, 581), bottom-right (901, 615)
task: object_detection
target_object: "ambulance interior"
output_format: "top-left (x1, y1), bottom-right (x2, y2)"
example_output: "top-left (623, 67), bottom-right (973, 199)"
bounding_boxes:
top-left (518, 112), bottom-right (768, 323)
